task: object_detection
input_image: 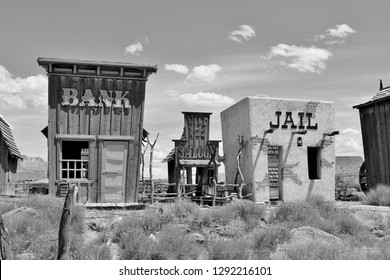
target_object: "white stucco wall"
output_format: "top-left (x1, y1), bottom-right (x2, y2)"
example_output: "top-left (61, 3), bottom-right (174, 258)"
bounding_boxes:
top-left (221, 96), bottom-right (336, 202)
top-left (220, 98), bottom-right (255, 199)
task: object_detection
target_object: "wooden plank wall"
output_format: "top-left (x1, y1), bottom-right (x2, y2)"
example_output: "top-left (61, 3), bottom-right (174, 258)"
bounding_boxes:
top-left (48, 76), bottom-right (145, 202)
top-left (359, 100), bottom-right (390, 188)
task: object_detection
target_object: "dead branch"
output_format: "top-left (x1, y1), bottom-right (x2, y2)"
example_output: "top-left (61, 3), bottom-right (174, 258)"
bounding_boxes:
top-left (147, 133), bottom-right (159, 204)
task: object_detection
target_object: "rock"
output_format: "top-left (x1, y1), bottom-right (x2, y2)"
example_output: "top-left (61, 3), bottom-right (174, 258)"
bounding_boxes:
top-left (149, 233), bottom-right (158, 242)
top-left (175, 224), bottom-right (191, 233)
top-left (373, 230), bottom-right (385, 238)
top-left (2, 207), bottom-right (38, 225)
top-left (289, 226), bottom-right (342, 245)
top-left (16, 253), bottom-right (36, 260)
top-left (351, 192), bottom-right (366, 201)
top-left (271, 226), bottom-right (342, 260)
top-left (189, 232), bottom-right (205, 244)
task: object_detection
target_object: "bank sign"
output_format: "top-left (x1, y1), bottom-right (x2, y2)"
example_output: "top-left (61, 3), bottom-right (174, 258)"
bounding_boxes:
top-left (61, 88), bottom-right (132, 109)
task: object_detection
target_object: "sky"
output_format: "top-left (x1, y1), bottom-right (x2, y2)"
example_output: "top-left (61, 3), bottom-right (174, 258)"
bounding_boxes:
top-left (0, 0), bottom-right (389, 179)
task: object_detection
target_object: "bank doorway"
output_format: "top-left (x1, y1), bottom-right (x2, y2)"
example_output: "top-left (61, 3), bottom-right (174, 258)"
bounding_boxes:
top-left (100, 141), bottom-right (128, 202)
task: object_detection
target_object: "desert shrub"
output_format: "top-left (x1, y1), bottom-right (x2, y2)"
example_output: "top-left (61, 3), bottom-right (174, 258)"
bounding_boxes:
top-left (5, 194), bottom-right (86, 259)
top-left (363, 184), bottom-right (390, 206)
top-left (0, 201), bottom-right (17, 215)
top-left (333, 212), bottom-right (365, 236)
top-left (207, 237), bottom-right (253, 260)
top-left (273, 201), bottom-right (316, 224)
top-left (210, 200), bottom-right (265, 230)
top-left (307, 195), bottom-right (337, 218)
top-left (335, 174), bottom-right (361, 201)
top-left (119, 227), bottom-right (156, 259)
top-left (251, 227), bottom-right (288, 259)
top-left (158, 200), bottom-right (202, 225)
top-left (153, 225), bottom-right (204, 260)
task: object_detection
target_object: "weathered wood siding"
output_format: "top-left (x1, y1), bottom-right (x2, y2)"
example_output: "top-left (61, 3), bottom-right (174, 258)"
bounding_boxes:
top-left (47, 76), bottom-right (146, 202)
top-left (358, 99), bottom-right (390, 188)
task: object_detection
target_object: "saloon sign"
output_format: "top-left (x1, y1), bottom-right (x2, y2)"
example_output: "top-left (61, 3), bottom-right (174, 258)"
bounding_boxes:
top-left (61, 88), bottom-right (132, 108)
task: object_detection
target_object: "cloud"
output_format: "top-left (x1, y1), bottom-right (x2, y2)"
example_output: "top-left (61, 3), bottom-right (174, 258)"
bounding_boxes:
top-left (125, 41), bottom-right (143, 55)
top-left (327, 24), bottom-right (356, 38)
top-left (262, 44), bottom-right (332, 74)
top-left (165, 64), bottom-right (189, 75)
top-left (336, 128), bottom-right (363, 156)
top-left (170, 92), bottom-right (234, 107)
top-left (313, 24), bottom-right (356, 45)
top-left (228, 24), bottom-right (256, 43)
top-left (187, 64), bottom-right (223, 82)
top-left (0, 65), bottom-right (47, 109)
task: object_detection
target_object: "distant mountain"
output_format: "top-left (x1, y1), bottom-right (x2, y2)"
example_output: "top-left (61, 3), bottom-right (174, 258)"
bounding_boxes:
top-left (15, 155), bottom-right (47, 181)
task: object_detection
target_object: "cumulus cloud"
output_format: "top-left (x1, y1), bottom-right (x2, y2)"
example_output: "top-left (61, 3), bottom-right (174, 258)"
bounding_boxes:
top-left (327, 24), bottom-right (356, 38)
top-left (170, 92), bottom-right (234, 107)
top-left (313, 24), bottom-right (356, 45)
top-left (0, 65), bottom-right (47, 109)
top-left (336, 128), bottom-right (363, 156)
top-left (262, 44), bottom-right (332, 74)
top-left (165, 64), bottom-right (189, 75)
top-left (228, 24), bottom-right (256, 43)
top-left (125, 41), bottom-right (143, 55)
top-left (187, 64), bottom-right (223, 82)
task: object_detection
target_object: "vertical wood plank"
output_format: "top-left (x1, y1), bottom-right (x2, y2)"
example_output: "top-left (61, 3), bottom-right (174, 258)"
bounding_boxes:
top-left (58, 76), bottom-right (68, 135)
top-left (79, 77), bottom-right (90, 135)
top-left (68, 77), bottom-right (80, 134)
top-left (111, 79), bottom-right (122, 136)
top-left (121, 80), bottom-right (133, 136)
top-left (100, 78), bottom-right (112, 135)
top-left (89, 77), bottom-right (101, 136)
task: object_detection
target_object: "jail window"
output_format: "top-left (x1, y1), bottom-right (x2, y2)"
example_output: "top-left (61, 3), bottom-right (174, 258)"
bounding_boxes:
top-left (307, 147), bottom-right (321, 179)
top-left (61, 141), bottom-right (89, 179)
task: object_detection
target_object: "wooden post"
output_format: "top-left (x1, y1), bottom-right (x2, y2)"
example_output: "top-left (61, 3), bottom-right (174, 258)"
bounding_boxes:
top-left (212, 179), bottom-right (217, 207)
top-left (0, 214), bottom-right (12, 260)
top-left (57, 183), bottom-right (78, 260)
top-left (147, 133), bottom-right (159, 204)
top-left (141, 142), bottom-right (149, 202)
top-left (234, 135), bottom-right (247, 199)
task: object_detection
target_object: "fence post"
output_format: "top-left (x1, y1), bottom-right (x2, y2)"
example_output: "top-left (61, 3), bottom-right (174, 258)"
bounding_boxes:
top-left (0, 214), bottom-right (12, 260)
top-left (57, 183), bottom-right (78, 260)
top-left (212, 179), bottom-right (217, 207)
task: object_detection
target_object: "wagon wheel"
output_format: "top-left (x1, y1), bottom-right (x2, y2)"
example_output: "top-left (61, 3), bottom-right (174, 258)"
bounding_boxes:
top-left (359, 161), bottom-right (368, 193)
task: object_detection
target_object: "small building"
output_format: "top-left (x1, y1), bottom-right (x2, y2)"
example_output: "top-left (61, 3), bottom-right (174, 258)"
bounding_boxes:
top-left (353, 80), bottom-right (390, 190)
top-left (0, 116), bottom-right (23, 193)
top-left (163, 112), bottom-right (220, 194)
top-left (37, 57), bottom-right (157, 203)
top-left (221, 96), bottom-right (336, 202)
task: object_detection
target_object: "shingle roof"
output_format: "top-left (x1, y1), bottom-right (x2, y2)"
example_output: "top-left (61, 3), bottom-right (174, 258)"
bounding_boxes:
top-left (0, 117), bottom-right (23, 159)
top-left (353, 87), bottom-right (390, 109)
top-left (335, 156), bottom-right (363, 175)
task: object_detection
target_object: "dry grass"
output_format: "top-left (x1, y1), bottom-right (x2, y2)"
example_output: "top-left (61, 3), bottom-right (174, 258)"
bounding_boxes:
top-left (363, 184), bottom-right (390, 206)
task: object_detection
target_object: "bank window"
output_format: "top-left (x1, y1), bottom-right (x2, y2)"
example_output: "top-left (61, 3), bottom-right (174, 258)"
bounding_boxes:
top-left (61, 141), bottom-right (89, 179)
top-left (307, 147), bottom-right (321, 179)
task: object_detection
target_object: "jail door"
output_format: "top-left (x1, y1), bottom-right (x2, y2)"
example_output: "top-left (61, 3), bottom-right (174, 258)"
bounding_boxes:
top-left (100, 141), bottom-right (128, 203)
top-left (268, 146), bottom-right (281, 200)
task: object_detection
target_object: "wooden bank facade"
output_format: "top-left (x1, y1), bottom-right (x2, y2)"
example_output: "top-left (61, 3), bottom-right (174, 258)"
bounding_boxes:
top-left (38, 58), bottom-right (157, 203)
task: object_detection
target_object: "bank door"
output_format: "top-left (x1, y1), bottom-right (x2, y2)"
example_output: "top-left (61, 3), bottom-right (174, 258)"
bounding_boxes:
top-left (100, 141), bottom-right (128, 203)
top-left (268, 146), bottom-right (282, 200)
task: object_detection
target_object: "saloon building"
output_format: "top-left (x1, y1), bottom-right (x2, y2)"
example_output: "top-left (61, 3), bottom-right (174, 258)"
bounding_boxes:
top-left (38, 57), bottom-right (157, 203)
top-left (221, 96), bottom-right (336, 202)
top-left (163, 112), bottom-right (220, 194)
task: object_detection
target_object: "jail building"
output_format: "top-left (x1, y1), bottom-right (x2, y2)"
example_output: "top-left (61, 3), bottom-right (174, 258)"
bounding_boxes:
top-left (221, 96), bottom-right (336, 202)
top-left (37, 57), bottom-right (157, 203)
top-left (163, 112), bottom-right (220, 194)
